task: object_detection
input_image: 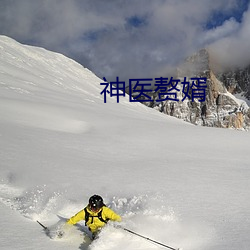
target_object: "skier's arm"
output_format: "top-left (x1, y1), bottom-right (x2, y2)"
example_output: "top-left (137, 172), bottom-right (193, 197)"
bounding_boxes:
top-left (67, 209), bottom-right (85, 225)
top-left (104, 207), bottom-right (122, 222)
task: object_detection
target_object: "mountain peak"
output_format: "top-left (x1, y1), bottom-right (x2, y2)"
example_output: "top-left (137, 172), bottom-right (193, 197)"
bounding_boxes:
top-left (144, 48), bottom-right (250, 129)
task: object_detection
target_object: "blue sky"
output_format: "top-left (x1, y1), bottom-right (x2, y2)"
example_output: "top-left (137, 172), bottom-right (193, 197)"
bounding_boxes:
top-left (0, 0), bottom-right (249, 81)
top-left (206, 0), bottom-right (249, 28)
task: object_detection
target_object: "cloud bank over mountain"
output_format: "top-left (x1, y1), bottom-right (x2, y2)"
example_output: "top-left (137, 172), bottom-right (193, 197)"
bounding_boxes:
top-left (0, 0), bottom-right (249, 79)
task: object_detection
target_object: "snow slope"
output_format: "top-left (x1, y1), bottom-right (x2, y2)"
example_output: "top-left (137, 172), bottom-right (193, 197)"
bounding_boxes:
top-left (0, 36), bottom-right (250, 250)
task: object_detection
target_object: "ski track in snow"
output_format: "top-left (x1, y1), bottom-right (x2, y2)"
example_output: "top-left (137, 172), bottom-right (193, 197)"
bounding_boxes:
top-left (0, 99), bottom-right (91, 134)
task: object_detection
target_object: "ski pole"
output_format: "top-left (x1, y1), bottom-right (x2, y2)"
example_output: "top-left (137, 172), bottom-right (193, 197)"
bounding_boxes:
top-left (122, 227), bottom-right (180, 250)
top-left (37, 220), bottom-right (48, 231)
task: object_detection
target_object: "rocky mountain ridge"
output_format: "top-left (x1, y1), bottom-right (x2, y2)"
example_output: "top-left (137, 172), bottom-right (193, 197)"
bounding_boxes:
top-left (217, 65), bottom-right (250, 101)
top-left (132, 49), bottom-right (250, 130)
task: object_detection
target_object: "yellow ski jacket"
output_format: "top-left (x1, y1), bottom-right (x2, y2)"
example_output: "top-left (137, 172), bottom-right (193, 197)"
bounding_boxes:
top-left (67, 206), bottom-right (121, 233)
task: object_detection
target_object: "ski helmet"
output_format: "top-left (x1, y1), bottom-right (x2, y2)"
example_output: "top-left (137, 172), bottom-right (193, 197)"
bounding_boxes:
top-left (89, 195), bottom-right (104, 210)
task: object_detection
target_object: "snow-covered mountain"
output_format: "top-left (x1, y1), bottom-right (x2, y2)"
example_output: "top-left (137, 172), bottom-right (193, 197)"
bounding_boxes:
top-left (0, 36), bottom-right (250, 250)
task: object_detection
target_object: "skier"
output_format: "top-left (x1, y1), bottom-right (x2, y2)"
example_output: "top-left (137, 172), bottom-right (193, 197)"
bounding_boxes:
top-left (66, 194), bottom-right (121, 239)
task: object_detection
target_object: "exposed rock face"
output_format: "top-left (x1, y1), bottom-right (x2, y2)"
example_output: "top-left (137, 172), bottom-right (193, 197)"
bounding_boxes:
top-left (176, 49), bottom-right (250, 129)
top-left (217, 65), bottom-right (250, 100)
top-left (134, 49), bottom-right (250, 130)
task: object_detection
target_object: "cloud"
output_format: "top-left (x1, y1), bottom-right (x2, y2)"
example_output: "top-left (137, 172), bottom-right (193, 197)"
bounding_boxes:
top-left (0, 0), bottom-right (249, 81)
top-left (209, 3), bottom-right (250, 69)
top-left (201, 18), bottom-right (240, 45)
